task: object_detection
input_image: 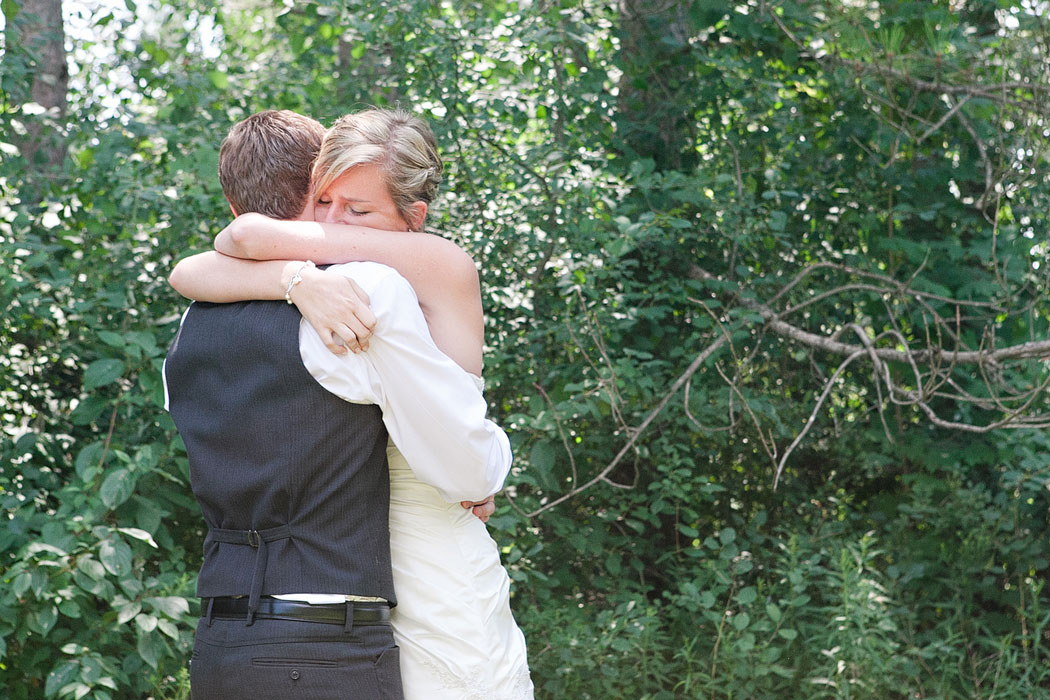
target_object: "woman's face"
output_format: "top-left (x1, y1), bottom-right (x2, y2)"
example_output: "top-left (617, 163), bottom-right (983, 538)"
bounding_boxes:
top-left (313, 162), bottom-right (412, 232)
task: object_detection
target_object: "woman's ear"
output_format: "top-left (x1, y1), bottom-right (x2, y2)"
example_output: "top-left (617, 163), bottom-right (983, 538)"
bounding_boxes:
top-left (407, 201), bottom-right (428, 231)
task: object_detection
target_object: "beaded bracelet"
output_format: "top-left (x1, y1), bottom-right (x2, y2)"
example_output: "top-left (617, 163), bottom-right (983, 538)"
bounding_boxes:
top-left (284, 260), bottom-right (315, 304)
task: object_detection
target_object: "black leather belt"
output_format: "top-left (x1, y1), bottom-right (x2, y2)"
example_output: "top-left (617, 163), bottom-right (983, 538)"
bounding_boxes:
top-left (207, 525), bottom-right (293, 624)
top-left (206, 597), bottom-right (390, 626)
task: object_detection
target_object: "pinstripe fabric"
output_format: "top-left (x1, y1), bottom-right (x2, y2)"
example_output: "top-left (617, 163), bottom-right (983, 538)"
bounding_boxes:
top-left (166, 300), bottom-right (403, 698)
top-left (190, 617), bottom-right (403, 700)
top-left (166, 300), bottom-right (395, 604)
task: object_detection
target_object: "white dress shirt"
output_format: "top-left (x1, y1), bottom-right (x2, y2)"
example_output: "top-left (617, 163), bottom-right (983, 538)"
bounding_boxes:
top-left (288, 263), bottom-right (512, 604)
top-left (298, 261), bottom-right (511, 503)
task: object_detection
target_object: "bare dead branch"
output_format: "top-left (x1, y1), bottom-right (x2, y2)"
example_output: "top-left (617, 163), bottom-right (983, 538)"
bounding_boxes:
top-left (533, 381), bottom-right (580, 492)
top-left (839, 323), bottom-right (896, 445)
top-left (774, 349), bottom-right (867, 488)
top-left (530, 256), bottom-right (1049, 512)
top-left (693, 264), bottom-right (1050, 365)
top-left (714, 361), bottom-right (779, 467)
top-left (765, 309), bottom-right (1050, 365)
top-left (917, 95), bottom-right (972, 144)
top-left (525, 334), bottom-right (730, 518)
top-left (767, 261), bottom-right (1003, 312)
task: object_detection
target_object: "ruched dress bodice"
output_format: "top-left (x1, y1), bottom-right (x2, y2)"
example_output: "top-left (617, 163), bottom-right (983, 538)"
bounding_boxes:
top-left (386, 376), bottom-right (534, 700)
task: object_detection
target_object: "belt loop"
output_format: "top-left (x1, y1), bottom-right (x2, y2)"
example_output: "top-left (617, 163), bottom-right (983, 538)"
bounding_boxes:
top-left (205, 597), bottom-right (215, 627)
top-left (245, 531), bottom-right (268, 626)
top-left (344, 601), bottom-right (354, 635)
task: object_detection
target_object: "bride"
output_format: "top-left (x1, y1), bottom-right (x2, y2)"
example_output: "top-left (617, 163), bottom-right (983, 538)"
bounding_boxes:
top-left (171, 108), bottom-right (534, 700)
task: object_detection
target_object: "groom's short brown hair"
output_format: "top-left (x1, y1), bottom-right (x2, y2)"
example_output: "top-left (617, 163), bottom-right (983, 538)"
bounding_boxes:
top-left (218, 110), bottom-right (325, 220)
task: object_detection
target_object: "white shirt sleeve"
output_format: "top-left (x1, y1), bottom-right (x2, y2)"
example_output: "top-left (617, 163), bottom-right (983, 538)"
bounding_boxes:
top-left (299, 263), bottom-right (512, 504)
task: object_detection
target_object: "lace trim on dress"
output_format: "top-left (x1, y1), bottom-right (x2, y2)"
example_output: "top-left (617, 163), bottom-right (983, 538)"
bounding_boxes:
top-left (419, 656), bottom-right (534, 700)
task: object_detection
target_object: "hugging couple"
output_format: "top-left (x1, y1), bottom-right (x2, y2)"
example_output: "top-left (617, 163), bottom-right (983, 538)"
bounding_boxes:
top-left (164, 107), bottom-right (534, 699)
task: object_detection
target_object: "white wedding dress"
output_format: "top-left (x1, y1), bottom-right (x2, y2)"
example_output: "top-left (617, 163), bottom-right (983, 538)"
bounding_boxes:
top-left (387, 378), bottom-right (534, 700)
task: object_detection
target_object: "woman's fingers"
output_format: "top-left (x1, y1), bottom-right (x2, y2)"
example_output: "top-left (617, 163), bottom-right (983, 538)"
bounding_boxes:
top-left (340, 316), bottom-right (373, 350)
top-left (460, 495), bottom-right (496, 522)
top-left (347, 279), bottom-right (376, 329)
top-left (336, 322), bottom-right (369, 353)
top-left (292, 269), bottom-right (376, 354)
top-left (320, 328), bottom-right (348, 355)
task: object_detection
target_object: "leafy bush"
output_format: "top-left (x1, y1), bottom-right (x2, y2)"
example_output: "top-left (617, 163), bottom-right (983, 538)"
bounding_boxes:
top-left (2, 1), bottom-right (1048, 698)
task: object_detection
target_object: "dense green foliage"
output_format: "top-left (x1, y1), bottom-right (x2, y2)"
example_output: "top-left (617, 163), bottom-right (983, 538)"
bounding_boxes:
top-left (2, 1), bottom-right (1049, 698)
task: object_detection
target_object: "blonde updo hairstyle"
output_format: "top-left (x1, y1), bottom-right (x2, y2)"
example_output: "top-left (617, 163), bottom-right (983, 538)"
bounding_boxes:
top-left (312, 108), bottom-right (442, 231)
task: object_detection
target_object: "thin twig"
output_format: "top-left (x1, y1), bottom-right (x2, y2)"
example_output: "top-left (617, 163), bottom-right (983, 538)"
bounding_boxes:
top-left (774, 349), bottom-right (867, 488)
top-left (533, 381), bottom-right (579, 491)
top-left (525, 334), bottom-right (729, 518)
top-left (917, 94), bottom-right (972, 143)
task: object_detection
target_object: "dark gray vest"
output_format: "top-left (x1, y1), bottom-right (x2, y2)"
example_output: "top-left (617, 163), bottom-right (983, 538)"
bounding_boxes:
top-left (165, 301), bottom-right (395, 614)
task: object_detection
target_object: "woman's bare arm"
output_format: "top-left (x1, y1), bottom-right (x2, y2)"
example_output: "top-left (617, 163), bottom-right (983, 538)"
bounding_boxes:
top-left (169, 252), bottom-right (377, 354)
top-left (216, 214), bottom-right (480, 316)
top-left (219, 213), bottom-right (485, 373)
top-left (169, 252), bottom-right (290, 302)
top-left (171, 214), bottom-right (485, 373)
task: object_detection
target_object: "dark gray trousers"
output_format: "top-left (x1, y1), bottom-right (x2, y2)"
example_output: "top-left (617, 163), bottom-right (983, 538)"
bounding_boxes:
top-left (190, 616), bottom-right (404, 700)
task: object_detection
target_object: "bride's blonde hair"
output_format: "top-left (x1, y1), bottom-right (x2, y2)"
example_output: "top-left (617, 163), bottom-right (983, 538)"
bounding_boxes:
top-left (312, 108), bottom-right (442, 231)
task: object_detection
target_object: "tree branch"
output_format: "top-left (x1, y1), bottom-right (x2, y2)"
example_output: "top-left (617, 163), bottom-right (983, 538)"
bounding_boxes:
top-left (525, 334), bottom-right (729, 518)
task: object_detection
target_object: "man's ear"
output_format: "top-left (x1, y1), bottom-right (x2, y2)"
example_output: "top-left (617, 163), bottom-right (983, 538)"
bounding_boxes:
top-left (229, 203), bottom-right (239, 217)
top-left (407, 201), bottom-right (427, 231)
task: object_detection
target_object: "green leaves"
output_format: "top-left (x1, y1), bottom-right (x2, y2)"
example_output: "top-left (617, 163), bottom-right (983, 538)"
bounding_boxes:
top-left (74, 441), bottom-right (105, 481)
top-left (527, 440), bottom-right (557, 490)
top-left (98, 538), bottom-right (133, 577)
top-left (146, 596), bottom-right (190, 619)
top-left (28, 605), bottom-right (58, 637)
top-left (136, 628), bottom-right (164, 669)
top-left (13, 571), bottom-right (32, 598)
top-left (99, 469), bottom-right (135, 510)
top-left (76, 556), bottom-right (106, 582)
top-left (207, 70), bottom-right (228, 90)
top-left (44, 662), bottom-right (79, 698)
top-left (1, 0), bottom-right (1048, 698)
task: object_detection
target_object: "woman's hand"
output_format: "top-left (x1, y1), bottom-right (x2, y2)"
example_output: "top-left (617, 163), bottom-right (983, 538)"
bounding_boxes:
top-left (287, 264), bottom-right (376, 354)
top-left (461, 495), bottom-right (496, 523)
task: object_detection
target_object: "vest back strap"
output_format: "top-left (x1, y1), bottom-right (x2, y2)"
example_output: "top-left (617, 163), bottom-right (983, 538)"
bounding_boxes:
top-left (209, 524), bottom-right (293, 624)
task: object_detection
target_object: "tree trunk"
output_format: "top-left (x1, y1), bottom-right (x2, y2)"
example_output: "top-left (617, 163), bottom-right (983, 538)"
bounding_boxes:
top-left (5, 0), bottom-right (68, 176)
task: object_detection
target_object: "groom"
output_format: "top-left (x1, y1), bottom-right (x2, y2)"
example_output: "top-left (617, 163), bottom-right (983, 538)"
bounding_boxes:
top-left (164, 110), bottom-right (512, 699)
